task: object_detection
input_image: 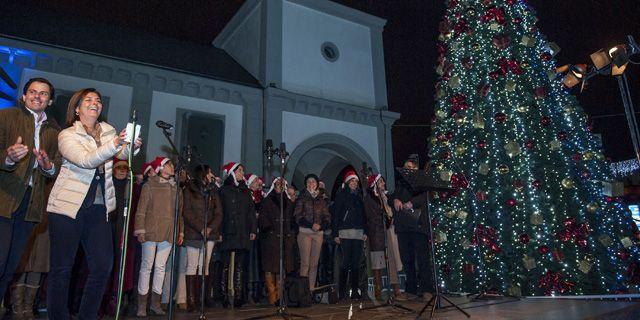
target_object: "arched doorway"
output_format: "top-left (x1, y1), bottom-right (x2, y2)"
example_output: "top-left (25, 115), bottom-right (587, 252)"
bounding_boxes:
top-left (285, 133), bottom-right (378, 199)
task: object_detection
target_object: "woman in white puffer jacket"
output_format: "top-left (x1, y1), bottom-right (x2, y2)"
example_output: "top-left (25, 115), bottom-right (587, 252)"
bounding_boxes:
top-left (46, 88), bottom-right (141, 320)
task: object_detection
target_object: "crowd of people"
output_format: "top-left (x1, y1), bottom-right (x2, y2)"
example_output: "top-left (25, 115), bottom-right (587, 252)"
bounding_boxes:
top-left (0, 78), bottom-right (434, 320)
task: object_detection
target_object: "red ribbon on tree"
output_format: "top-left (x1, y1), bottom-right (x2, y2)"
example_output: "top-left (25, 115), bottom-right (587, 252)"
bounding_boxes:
top-left (450, 94), bottom-right (469, 113)
top-left (450, 173), bottom-right (469, 189)
top-left (538, 271), bottom-right (575, 295)
top-left (453, 18), bottom-right (470, 36)
top-left (473, 224), bottom-right (500, 253)
top-left (555, 218), bottom-right (590, 248)
top-left (481, 6), bottom-right (506, 25)
top-left (489, 57), bottom-right (522, 79)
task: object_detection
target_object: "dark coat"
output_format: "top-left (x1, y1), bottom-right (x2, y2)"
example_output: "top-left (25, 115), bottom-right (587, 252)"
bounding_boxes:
top-left (391, 183), bottom-right (429, 234)
top-left (219, 176), bottom-right (256, 251)
top-left (258, 191), bottom-right (295, 273)
top-left (293, 189), bottom-right (331, 231)
top-left (364, 189), bottom-right (388, 252)
top-left (331, 188), bottom-right (367, 237)
top-left (0, 105), bottom-right (60, 222)
top-left (183, 182), bottom-right (223, 246)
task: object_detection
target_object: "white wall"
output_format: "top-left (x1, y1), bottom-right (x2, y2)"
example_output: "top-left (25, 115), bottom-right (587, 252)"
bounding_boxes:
top-left (148, 91), bottom-right (243, 164)
top-left (281, 111), bottom-right (379, 168)
top-left (21, 69), bottom-right (133, 130)
top-left (281, 1), bottom-right (375, 107)
top-left (219, 2), bottom-right (262, 82)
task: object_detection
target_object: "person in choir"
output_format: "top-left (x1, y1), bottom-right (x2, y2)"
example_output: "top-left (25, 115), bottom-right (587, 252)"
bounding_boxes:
top-left (134, 156), bottom-right (183, 317)
top-left (245, 173), bottom-right (264, 304)
top-left (218, 162), bottom-right (256, 308)
top-left (294, 173), bottom-right (331, 292)
top-left (258, 177), bottom-right (296, 305)
top-left (332, 170), bottom-right (367, 300)
top-left (182, 164), bottom-right (222, 312)
top-left (46, 87), bottom-right (141, 320)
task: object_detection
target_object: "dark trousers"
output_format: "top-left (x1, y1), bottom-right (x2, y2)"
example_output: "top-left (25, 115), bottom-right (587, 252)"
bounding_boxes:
top-left (0, 189), bottom-right (36, 301)
top-left (339, 239), bottom-right (363, 272)
top-left (397, 232), bottom-right (433, 295)
top-left (47, 205), bottom-right (113, 320)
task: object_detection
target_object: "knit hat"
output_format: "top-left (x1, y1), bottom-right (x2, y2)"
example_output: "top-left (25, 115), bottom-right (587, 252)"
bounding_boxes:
top-left (113, 157), bottom-right (128, 169)
top-left (222, 162), bottom-right (243, 186)
top-left (266, 177), bottom-right (291, 200)
top-left (151, 156), bottom-right (170, 173)
top-left (244, 173), bottom-right (263, 188)
top-left (367, 174), bottom-right (382, 189)
top-left (142, 162), bottom-right (153, 176)
top-left (342, 170), bottom-right (359, 188)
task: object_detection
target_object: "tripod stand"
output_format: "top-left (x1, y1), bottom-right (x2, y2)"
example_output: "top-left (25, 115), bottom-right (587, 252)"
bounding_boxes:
top-left (245, 140), bottom-right (307, 320)
top-left (415, 190), bottom-right (469, 319)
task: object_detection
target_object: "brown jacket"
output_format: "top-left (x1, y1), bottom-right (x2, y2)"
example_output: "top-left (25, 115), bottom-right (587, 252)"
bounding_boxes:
top-left (134, 176), bottom-right (184, 243)
top-left (183, 182), bottom-right (223, 244)
top-left (293, 189), bottom-right (331, 231)
top-left (0, 105), bottom-right (60, 222)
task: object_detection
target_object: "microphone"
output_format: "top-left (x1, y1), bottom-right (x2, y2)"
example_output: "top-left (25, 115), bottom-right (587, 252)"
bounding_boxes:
top-left (184, 145), bottom-right (193, 164)
top-left (156, 120), bottom-right (173, 130)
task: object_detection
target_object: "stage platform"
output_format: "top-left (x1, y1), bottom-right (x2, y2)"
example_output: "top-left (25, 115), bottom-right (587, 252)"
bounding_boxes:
top-left (114, 295), bottom-right (640, 320)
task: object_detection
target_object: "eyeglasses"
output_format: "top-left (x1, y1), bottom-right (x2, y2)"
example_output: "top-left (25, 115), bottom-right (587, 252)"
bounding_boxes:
top-left (27, 89), bottom-right (51, 98)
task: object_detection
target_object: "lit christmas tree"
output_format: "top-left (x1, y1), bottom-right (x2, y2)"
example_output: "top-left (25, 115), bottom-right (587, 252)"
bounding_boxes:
top-left (429, 0), bottom-right (640, 296)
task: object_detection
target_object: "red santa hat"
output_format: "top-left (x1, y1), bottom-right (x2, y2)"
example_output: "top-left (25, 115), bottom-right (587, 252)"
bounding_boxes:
top-left (222, 162), bottom-right (243, 186)
top-left (342, 170), bottom-right (359, 188)
top-left (244, 174), bottom-right (263, 187)
top-left (142, 162), bottom-right (153, 176)
top-left (367, 174), bottom-right (382, 189)
top-left (113, 157), bottom-right (128, 169)
top-left (151, 156), bottom-right (170, 173)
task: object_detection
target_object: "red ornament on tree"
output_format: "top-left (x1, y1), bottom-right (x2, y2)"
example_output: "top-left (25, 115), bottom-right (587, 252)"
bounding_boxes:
top-left (518, 233), bottom-right (530, 244)
top-left (476, 191), bottom-right (487, 201)
top-left (512, 17), bottom-right (522, 24)
top-left (532, 179), bottom-right (542, 189)
top-left (540, 116), bottom-right (551, 126)
top-left (512, 179), bottom-right (525, 191)
top-left (534, 86), bottom-right (546, 98)
top-left (572, 152), bottom-right (582, 162)
top-left (441, 151), bottom-right (451, 160)
top-left (540, 52), bottom-right (552, 61)
top-left (505, 198), bottom-right (517, 207)
top-left (581, 169), bottom-right (591, 179)
top-left (477, 140), bottom-right (487, 149)
top-left (446, 131), bottom-right (455, 140)
top-left (525, 140), bottom-right (535, 149)
top-left (538, 245), bottom-right (550, 254)
top-left (557, 131), bottom-right (568, 141)
top-left (618, 249), bottom-right (630, 261)
top-left (552, 249), bottom-right (564, 262)
top-left (492, 33), bottom-right (510, 50)
top-left (494, 112), bottom-right (507, 123)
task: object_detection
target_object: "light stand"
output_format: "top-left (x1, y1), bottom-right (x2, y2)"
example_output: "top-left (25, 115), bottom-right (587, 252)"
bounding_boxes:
top-left (245, 141), bottom-right (308, 320)
top-left (114, 110), bottom-right (138, 320)
top-left (358, 166), bottom-right (415, 314)
top-left (158, 122), bottom-right (189, 320)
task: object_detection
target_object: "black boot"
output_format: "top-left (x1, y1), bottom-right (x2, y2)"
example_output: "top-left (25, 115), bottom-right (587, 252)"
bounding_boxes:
top-left (338, 269), bottom-right (348, 301)
top-left (233, 262), bottom-right (245, 308)
top-left (186, 275), bottom-right (197, 313)
top-left (220, 262), bottom-right (230, 309)
top-left (350, 269), bottom-right (361, 300)
top-left (204, 276), bottom-right (215, 307)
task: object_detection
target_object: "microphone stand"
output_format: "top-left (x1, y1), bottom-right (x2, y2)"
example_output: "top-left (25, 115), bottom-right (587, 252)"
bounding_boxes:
top-left (158, 124), bottom-right (189, 320)
top-left (245, 142), bottom-right (307, 320)
top-left (115, 110), bottom-right (138, 320)
top-left (192, 147), bottom-right (214, 320)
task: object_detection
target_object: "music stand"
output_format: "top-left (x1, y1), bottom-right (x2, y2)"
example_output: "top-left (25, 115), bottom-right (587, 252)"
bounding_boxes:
top-left (392, 168), bottom-right (470, 319)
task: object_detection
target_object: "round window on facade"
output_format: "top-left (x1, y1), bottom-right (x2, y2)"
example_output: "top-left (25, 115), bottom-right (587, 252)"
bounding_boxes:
top-left (321, 42), bottom-right (339, 62)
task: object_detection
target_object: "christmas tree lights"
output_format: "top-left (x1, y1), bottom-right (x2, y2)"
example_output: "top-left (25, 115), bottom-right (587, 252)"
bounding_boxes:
top-left (429, 0), bottom-right (640, 296)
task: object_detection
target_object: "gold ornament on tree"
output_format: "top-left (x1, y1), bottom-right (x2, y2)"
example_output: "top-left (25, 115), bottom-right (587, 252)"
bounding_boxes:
top-left (445, 209), bottom-right (457, 218)
top-left (586, 202), bottom-right (599, 213)
top-left (621, 237), bottom-right (634, 248)
top-left (436, 110), bottom-right (447, 119)
top-left (498, 164), bottom-right (510, 175)
top-left (484, 252), bottom-right (496, 262)
top-left (505, 140), bottom-right (521, 158)
top-left (472, 43), bottom-right (480, 51)
top-left (598, 234), bottom-right (613, 247)
top-left (440, 170), bottom-right (453, 182)
top-left (563, 105), bottom-right (575, 114)
top-left (516, 105), bottom-right (529, 113)
top-left (561, 178), bottom-right (575, 189)
top-left (457, 210), bottom-right (468, 220)
top-left (521, 35), bottom-right (536, 47)
top-left (583, 151), bottom-right (594, 160)
top-left (455, 145), bottom-right (467, 156)
top-left (435, 231), bottom-right (448, 244)
top-left (522, 255), bottom-right (536, 270)
top-left (505, 79), bottom-right (517, 92)
top-left (530, 212), bottom-right (543, 225)
top-left (578, 259), bottom-right (592, 274)
top-left (449, 76), bottom-right (461, 89)
top-left (473, 112), bottom-right (485, 129)
top-left (478, 163), bottom-right (490, 175)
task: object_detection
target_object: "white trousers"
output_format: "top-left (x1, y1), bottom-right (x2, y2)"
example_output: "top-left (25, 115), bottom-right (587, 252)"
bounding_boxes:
top-left (186, 241), bottom-right (215, 276)
top-left (138, 241), bottom-right (172, 295)
top-left (162, 246), bottom-right (187, 304)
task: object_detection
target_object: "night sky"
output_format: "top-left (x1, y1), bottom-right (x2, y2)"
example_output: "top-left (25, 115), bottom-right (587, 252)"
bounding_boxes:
top-left (17, 0), bottom-right (640, 164)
